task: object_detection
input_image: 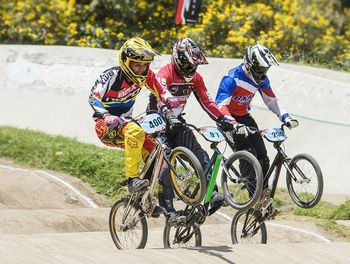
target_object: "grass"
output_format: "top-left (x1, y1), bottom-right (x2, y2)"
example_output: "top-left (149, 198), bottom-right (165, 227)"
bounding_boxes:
top-left (293, 199), bottom-right (350, 220)
top-left (0, 126), bottom-right (126, 198)
top-left (273, 189), bottom-right (350, 240)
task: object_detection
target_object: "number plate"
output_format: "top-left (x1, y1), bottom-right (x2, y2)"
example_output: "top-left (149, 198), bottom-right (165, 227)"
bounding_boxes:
top-left (139, 113), bottom-right (166, 134)
top-left (263, 128), bottom-right (287, 142)
top-left (200, 127), bottom-right (225, 142)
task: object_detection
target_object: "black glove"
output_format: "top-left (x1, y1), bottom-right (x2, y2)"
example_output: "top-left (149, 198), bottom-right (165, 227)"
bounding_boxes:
top-left (168, 118), bottom-right (185, 133)
top-left (217, 115), bottom-right (234, 132)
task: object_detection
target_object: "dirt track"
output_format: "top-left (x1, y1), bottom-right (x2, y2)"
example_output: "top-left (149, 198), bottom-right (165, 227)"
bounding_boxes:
top-left (0, 158), bottom-right (349, 263)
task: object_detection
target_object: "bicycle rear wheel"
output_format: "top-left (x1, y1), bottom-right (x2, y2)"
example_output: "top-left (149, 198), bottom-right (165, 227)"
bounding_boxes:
top-left (221, 151), bottom-right (263, 210)
top-left (109, 198), bottom-right (148, 249)
top-left (169, 147), bottom-right (206, 206)
top-left (163, 224), bottom-right (202, 248)
top-left (286, 153), bottom-right (323, 208)
top-left (231, 209), bottom-right (267, 244)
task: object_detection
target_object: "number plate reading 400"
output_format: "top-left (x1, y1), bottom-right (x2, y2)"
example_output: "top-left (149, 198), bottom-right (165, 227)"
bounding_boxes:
top-left (140, 113), bottom-right (166, 134)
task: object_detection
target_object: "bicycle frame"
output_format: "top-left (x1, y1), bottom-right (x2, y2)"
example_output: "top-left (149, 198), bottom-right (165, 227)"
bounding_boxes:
top-left (263, 128), bottom-right (303, 199)
top-left (187, 124), bottom-right (230, 212)
top-left (173, 124), bottom-right (230, 243)
top-left (231, 125), bottom-right (324, 244)
top-left (264, 141), bottom-right (291, 199)
top-left (166, 143), bottom-right (226, 243)
top-left (138, 132), bottom-right (189, 216)
top-left (122, 113), bottom-right (183, 218)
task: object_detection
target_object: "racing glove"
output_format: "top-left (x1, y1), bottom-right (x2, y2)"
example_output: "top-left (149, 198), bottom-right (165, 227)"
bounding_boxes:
top-left (168, 117), bottom-right (185, 133)
top-left (103, 113), bottom-right (124, 129)
top-left (166, 98), bottom-right (181, 109)
top-left (217, 115), bottom-right (234, 132)
top-left (284, 117), bottom-right (299, 129)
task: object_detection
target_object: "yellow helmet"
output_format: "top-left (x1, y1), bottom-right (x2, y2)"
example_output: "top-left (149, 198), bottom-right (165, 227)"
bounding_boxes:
top-left (119, 37), bottom-right (160, 86)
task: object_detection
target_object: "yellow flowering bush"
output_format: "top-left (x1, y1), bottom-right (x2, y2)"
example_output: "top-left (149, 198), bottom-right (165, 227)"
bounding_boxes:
top-left (0, 0), bottom-right (349, 71)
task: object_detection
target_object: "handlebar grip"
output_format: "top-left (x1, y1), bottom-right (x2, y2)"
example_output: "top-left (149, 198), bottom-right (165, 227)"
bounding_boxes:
top-left (246, 126), bottom-right (259, 134)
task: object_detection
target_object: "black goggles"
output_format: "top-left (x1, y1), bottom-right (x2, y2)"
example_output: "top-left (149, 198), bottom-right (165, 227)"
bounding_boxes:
top-left (251, 65), bottom-right (269, 76)
top-left (181, 62), bottom-right (197, 74)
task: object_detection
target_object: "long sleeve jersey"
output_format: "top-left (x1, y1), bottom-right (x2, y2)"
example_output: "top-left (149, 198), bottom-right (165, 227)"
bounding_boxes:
top-left (215, 64), bottom-right (289, 122)
top-left (89, 66), bottom-right (171, 118)
top-left (149, 63), bottom-right (223, 121)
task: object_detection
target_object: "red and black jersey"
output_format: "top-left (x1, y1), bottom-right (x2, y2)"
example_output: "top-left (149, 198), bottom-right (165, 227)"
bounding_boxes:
top-left (149, 63), bottom-right (223, 121)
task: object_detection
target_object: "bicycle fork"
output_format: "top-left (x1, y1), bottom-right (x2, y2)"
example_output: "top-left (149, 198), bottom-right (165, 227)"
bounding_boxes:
top-left (120, 193), bottom-right (145, 231)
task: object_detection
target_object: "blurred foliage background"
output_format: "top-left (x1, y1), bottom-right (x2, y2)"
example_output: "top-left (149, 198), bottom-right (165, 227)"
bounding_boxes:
top-left (0, 0), bottom-right (349, 71)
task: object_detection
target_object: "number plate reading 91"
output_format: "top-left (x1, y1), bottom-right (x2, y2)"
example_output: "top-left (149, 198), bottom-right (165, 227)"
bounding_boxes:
top-left (140, 113), bottom-right (166, 134)
top-left (200, 127), bottom-right (225, 142)
top-left (263, 128), bottom-right (287, 142)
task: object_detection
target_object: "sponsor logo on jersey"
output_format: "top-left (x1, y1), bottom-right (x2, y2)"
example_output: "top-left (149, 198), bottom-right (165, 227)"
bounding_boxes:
top-left (232, 94), bottom-right (254, 104)
top-left (104, 87), bottom-right (141, 103)
top-left (169, 84), bottom-right (193, 96)
top-left (101, 71), bottom-right (114, 85)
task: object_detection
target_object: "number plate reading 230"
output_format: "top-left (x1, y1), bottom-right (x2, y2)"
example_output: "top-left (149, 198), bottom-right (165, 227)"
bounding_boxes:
top-left (140, 113), bottom-right (166, 134)
top-left (263, 128), bottom-right (287, 142)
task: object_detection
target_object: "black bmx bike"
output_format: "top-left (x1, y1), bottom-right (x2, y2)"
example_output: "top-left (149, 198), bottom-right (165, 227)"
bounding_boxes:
top-left (231, 124), bottom-right (324, 244)
top-left (109, 112), bottom-right (207, 249)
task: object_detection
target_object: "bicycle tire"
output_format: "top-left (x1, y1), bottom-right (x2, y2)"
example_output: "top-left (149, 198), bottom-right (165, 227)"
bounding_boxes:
top-left (163, 223), bottom-right (202, 248)
top-left (231, 209), bottom-right (267, 244)
top-left (286, 153), bottom-right (323, 208)
top-left (169, 146), bottom-right (206, 206)
top-left (221, 150), bottom-right (263, 210)
top-left (109, 198), bottom-right (148, 249)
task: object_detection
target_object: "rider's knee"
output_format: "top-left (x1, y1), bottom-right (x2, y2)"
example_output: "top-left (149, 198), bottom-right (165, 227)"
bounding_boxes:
top-left (95, 118), bottom-right (118, 147)
top-left (246, 147), bottom-right (257, 157)
top-left (200, 151), bottom-right (210, 168)
top-left (124, 122), bottom-right (145, 141)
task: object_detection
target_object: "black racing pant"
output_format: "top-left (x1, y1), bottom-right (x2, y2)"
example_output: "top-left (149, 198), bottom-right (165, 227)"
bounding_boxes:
top-left (231, 114), bottom-right (270, 188)
top-left (158, 127), bottom-right (213, 214)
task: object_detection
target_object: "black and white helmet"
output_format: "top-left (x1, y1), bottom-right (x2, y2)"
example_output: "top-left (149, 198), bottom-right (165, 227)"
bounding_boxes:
top-left (243, 43), bottom-right (279, 84)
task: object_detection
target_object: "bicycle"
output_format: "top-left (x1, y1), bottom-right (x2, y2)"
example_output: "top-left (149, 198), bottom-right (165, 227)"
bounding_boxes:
top-left (231, 124), bottom-right (324, 244)
top-left (163, 122), bottom-right (263, 248)
top-left (109, 111), bottom-right (207, 249)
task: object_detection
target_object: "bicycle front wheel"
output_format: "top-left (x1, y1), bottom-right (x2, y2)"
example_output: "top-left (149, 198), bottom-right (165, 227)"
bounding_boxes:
top-left (221, 151), bottom-right (263, 210)
top-left (231, 209), bottom-right (267, 244)
top-left (163, 224), bottom-right (202, 248)
top-left (286, 153), bottom-right (323, 208)
top-left (169, 147), bottom-right (206, 206)
top-left (109, 198), bottom-right (148, 249)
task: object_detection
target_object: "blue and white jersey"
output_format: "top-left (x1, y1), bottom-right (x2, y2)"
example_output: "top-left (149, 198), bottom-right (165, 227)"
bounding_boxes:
top-left (215, 64), bottom-right (289, 121)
